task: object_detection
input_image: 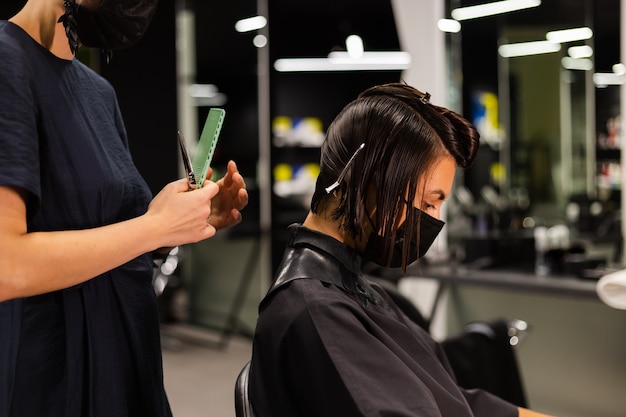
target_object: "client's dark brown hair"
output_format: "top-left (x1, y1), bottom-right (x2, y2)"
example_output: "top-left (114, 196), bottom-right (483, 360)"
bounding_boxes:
top-left (310, 83), bottom-right (480, 266)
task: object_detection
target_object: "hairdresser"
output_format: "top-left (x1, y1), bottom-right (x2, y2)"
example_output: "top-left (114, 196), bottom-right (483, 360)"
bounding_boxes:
top-left (0, 1), bottom-right (248, 416)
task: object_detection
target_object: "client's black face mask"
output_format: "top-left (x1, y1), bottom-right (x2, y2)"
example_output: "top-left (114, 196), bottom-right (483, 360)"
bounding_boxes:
top-left (363, 207), bottom-right (445, 268)
top-left (60, 0), bottom-right (158, 55)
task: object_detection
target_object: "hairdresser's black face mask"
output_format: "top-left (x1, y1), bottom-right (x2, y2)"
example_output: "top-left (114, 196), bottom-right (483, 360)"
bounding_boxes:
top-left (78, 0), bottom-right (158, 50)
top-left (363, 207), bottom-right (444, 268)
top-left (60, 0), bottom-right (158, 55)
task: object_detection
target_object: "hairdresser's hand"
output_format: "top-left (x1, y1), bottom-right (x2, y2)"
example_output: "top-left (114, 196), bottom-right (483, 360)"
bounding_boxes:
top-left (146, 178), bottom-right (219, 247)
top-left (206, 160), bottom-right (248, 230)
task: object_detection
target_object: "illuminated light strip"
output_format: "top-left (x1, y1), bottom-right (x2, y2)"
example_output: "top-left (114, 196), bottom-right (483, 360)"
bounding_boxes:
top-left (274, 52), bottom-right (411, 72)
top-left (593, 72), bottom-right (625, 86)
top-left (561, 57), bottom-right (593, 71)
top-left (438, 19), bottom-right (461, 33)
top-left (546, 27), bottom-right (593, 43)
top-left (451, 0), bottom-right (541, 21)
top-left (568, 45), bottom-right (593, 59)
top-left (498, 40), bottom-right (561, 58)
top-left (235, 16), bottom-right (267, 33)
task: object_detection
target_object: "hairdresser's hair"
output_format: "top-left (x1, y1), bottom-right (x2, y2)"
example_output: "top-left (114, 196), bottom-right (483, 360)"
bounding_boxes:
top-left (310, 83), bottom-right (479, 265)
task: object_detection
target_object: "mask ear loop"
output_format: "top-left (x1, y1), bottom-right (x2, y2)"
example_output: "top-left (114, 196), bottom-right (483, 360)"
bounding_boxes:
top-left (58, 0), bottom-right (80, 57)
top-left (325, 143), bottom-right (365, 194)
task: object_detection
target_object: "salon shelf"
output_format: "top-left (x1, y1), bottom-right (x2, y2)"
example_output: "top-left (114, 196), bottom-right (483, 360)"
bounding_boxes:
top-left (413, 264), bottom-right (600, 299)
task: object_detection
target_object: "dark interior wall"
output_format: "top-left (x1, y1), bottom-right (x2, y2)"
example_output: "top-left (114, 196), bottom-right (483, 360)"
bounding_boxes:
top-left (0, 2), bottom-right (21, 19)
top-left (267, 0), bottom-right (402, 271)
top-left (458, 14), bottom-right (500, 196)
top-left (192, 1), bottom-right (259, 173)
top-left (99, 0), bottom-right (178, 196)
top-left (269, 0), bottom-right (402, 126)
top-left (190, 1), bottom-right (260, 236)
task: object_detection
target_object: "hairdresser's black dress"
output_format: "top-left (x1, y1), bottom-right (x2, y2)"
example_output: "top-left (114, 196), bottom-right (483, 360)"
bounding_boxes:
top-left (0, 22), bottom-right (171, 417)
top-left (249, 225), bottom-right (519, 417)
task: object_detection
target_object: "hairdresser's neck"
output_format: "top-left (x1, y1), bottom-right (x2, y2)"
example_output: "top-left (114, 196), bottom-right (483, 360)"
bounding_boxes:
top-left (10, 0), bottom-right (74, 60)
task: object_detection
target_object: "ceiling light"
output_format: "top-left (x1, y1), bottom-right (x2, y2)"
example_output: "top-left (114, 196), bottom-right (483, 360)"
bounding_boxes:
top-left (438, 19), bottom-right (461, 33)
top-left (498, 40), bottom-right (561, 58)
top-left (568, 45), bottom-right (593, 59)
top-left (328, 51), bottom-right (410, 63)
top-left (188, 83), bottom-right (218, 98)
top-left (188, 84), bottom-right (227, 106)
top-left (451, 0), bottom-right (541, 21)
top-left (253, 34), bottom-right (268, 48)
top-left (235, 15), bottom-right (267, 33)
top-left (546, 27), bottom-right (593, 43)
top-left (274, 51), bottom-right (411, 72)
top-left (561, 57), bottom-right (593, 71)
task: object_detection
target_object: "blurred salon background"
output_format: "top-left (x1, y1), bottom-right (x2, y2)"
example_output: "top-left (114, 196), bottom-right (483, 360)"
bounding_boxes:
top-left (2, 1), bottom-right (625, 416)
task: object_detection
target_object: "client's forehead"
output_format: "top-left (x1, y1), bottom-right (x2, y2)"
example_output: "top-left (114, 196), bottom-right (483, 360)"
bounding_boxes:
top-left (413, 155), bottom-right (457, 201)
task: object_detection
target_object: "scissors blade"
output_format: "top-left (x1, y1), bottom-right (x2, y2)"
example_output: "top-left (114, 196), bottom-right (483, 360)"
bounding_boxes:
top-left (177, 131), bottom-right (197, 189)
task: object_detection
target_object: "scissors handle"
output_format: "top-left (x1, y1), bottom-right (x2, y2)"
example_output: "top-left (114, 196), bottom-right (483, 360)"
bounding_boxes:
top-left (177, 131), bottom-right (198, 189)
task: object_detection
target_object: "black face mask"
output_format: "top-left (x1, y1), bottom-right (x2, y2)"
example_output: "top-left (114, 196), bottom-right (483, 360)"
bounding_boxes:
top-left (60, 0), bottom-right (158, 56)
top-left (362, 207), bottom-right (445, 268)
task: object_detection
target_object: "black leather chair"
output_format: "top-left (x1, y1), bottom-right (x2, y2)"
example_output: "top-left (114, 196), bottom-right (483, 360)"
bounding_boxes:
top-left (234, 361), bottom-right (256, 417)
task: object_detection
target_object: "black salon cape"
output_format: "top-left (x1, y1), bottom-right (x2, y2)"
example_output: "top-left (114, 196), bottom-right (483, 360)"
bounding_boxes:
top-left (249, 225), bottom-right (518, 417)
top-left (0, 21), bottom-right (170, 417)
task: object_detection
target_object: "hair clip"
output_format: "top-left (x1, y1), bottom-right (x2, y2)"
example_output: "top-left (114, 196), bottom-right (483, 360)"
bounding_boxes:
top-left (420, 92), bottom-right (431, 104)
top-left (325, 143), bottom-right (366, 194)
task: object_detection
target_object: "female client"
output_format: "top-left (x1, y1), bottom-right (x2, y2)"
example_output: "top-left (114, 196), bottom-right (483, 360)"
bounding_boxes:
top-left (249, 83), bottom-right (553, 417)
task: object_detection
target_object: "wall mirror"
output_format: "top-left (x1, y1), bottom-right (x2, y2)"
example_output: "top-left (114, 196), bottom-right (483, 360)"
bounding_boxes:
top-left (453, 0), bottom-right (621, 229)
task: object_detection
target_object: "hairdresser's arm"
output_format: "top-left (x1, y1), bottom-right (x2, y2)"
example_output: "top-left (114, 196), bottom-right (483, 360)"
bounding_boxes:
top-left (519, 407), bottom-right (555, 416)
top-left (0, 179), bottom-right (218, 302)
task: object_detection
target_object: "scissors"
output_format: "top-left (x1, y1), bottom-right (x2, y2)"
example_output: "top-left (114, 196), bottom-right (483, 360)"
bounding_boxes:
top-left (177, 131), bottom-right (198, 190)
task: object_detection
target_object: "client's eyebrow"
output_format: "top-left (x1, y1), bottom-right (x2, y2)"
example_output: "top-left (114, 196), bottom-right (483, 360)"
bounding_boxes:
top-left (428, 189), bottom-right (447, 201)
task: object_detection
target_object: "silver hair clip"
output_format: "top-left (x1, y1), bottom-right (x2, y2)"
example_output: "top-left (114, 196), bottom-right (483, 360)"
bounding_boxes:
top-left (325, 143), bottom-right (366, 194)
top-left (420, 92), bottom-right (431, 104)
